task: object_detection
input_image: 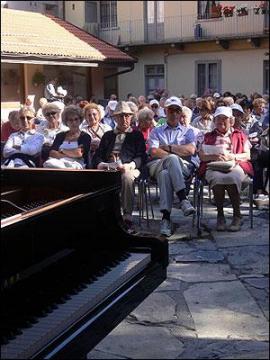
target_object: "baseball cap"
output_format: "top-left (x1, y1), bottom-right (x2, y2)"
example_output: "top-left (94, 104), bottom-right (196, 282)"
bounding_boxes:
top-left (107, 100), bottom-right (118, 111)
top-left (149, 99), bottom-right (159, 107)
top-left (230, 103), bottom-right (244, 114)
top-left (213, 92), bottom-right (221, 99)
top-left (164, 96), bottom-right (182, 108)
top-left (190, 93), bottom-right (197, 99)
top-left (214, 106), bottom-right (233, 118)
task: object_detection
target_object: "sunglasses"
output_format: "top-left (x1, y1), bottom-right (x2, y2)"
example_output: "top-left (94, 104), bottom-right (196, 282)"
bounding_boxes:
top-left (167, 107), bottom-right (181, 113)
top-left (66, 117), bottom-right (80, 122)
top-left (45, 111), bottom-right (57, 117)
top-left (20, 116), bottom-right (32, 121)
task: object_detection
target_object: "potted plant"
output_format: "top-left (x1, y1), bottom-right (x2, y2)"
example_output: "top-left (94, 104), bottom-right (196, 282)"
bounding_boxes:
top-left (236, 4), bottom-right (249, 16)
top-left (32, 71), bottom-right (45, 87)
top-left (211, 3), bottom-right (222, 18)
top-left (253, 4), bottom-right (260, 14)
top-left (223, 5), bottom-right (235, 17)
top-left (259, 1), bottom-right (268, 14)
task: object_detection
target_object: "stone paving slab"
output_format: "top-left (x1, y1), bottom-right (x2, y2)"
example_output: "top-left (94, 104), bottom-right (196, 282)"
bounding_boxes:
top-left (174, 250), bottom-right (224, 263)
top-left (168, 263), bottom-right (236, 282)
top-left (128, 292), bottom-right (177, 324)
top-left (213, 225), bottom-right (269, 248)
top-left (221, 246), bottom-right (269, 275)
top-left (183, 281), bottom-right (269, 341)
top-left (89, 322), bottom-right (184, 359)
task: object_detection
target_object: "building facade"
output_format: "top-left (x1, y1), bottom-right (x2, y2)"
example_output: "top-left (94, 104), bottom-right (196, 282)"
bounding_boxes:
top-left (64, 0), bottom-right (269, 98)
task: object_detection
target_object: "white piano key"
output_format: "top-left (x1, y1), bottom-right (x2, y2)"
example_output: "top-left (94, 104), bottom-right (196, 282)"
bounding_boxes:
top-left (2, 252), bottom-right (151, 359)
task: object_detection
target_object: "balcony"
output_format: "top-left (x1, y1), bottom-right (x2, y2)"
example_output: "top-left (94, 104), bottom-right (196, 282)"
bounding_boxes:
top-left (86, 7), bottom-right (269, 47)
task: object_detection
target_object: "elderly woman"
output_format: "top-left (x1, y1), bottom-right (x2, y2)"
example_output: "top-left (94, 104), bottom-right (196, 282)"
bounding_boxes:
top-left (127, 101), bottom-right (139, 127)
top-left (92, 101), bottom-right (146, 233)
top-left (179, 106), bottom-right (204, 146)
top-left (43, 105), bottom-right (91, 169)
top-left (252, 98), bottom-right (267, 123)
top-left (191, 99), bottom-right (214, 134)
top-left (36, 102), bottom-right (68, 162)
top-left (135, 108), bottom-right (155, 151)
top-left (198, 106), bottom-right (253, 232)
top-left (80, 103), bottom-right (111, 168)
top-left (2, 110), bottom-right (44, 168)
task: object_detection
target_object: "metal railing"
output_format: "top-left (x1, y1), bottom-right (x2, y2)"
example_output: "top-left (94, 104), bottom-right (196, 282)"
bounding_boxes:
top-left (85, 7), bottom-right (269, 46)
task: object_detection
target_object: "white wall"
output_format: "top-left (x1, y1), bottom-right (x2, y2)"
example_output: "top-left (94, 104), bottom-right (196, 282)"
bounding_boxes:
top-left (119, 47), bottom-right (268, 99)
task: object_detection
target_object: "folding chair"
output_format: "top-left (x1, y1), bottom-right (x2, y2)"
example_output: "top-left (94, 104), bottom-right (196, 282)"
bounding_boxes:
top-left (192, 174), bottom-right (254, 237)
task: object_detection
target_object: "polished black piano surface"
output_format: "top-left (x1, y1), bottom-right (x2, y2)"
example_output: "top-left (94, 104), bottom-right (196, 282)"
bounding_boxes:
top-left (1, 168), bottom-right (168, 359)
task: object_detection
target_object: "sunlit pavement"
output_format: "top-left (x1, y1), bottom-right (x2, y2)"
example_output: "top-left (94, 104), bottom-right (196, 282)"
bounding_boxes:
top-left (88, 188), bottom-right (269, 359)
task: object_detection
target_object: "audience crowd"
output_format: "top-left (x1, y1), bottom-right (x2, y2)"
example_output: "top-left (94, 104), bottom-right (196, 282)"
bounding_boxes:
top-left (1, 88), bottom-right (269, 235)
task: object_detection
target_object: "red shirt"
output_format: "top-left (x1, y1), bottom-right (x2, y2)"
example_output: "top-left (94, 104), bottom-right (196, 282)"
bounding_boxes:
top-left (1, 121), bottom-right (17, 142)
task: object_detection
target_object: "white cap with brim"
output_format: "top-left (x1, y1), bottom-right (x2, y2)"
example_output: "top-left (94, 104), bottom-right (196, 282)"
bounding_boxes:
top-left (231, 103), bottom-right (244, 114)
top-left (164, 96), bottom-right (182, 108)
top-left (108, 100), bottom-right (118, 111)
top-left (213, 92), bottom-right (221, 98)
top-left (150, 99), bottom-right (159, 107)
top-left (190, 93), bottom-right (197, 99)
top-left (214, 106), bottom-right (233, 118)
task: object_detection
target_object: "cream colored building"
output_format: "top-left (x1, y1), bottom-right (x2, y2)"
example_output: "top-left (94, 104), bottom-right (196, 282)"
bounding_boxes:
top-left (65, 0), bottom-right (269, 98)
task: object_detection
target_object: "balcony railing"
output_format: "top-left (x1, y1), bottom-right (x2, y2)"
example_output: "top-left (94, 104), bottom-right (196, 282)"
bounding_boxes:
top-left (85, 7), bottom-right (269, 47)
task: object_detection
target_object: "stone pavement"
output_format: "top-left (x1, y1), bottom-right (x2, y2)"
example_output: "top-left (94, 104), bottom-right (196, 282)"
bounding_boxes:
top-left (88, 189), bottom-right (269, 359)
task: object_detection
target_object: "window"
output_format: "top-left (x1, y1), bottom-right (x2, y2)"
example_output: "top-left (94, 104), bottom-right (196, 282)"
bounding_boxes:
top-left (263, 60), bottom-right (269, 94)
top-left (145, 65), bottom-right (165, 96)
top-left (85, 1), bottom-right (97, 23)
top-left (197, 1), bottom-right (221, 20)
top-left (196, 61), bottom-right (221, 96)
top-left (100, 1), bottom-right (117, 29)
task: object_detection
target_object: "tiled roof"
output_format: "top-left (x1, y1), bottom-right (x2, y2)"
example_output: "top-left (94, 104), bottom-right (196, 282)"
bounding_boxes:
top-left (1, 9), bottom-right (135, 64)
top-left (48, 15), bottom-right (135, 64)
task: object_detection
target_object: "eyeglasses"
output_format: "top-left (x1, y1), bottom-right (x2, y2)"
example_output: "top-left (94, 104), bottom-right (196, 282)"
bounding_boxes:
top-left (20, 116), bottom-right (32, 121)
top-left (45, 111), bottom-right (57, 117)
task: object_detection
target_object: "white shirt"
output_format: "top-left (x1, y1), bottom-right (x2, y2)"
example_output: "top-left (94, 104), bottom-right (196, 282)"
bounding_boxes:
top-left (3, 130), bottom-right (44, 158)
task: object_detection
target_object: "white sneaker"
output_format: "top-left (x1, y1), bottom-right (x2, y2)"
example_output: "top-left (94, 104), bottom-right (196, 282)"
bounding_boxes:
top-left (180, 199), bottom-right (195, 216)
top-left (160, 219), bottom-right (172, 237)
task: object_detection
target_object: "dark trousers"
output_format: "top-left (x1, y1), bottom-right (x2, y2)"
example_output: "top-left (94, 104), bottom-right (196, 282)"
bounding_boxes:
top-left (252, 149), bottom-right (269, 193)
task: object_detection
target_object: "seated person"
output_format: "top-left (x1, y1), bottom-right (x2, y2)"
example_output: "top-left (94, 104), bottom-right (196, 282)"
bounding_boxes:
top-left (36, 102), bottom-right (69, 162)
top-left (1, 110), bottom-right (21, 142)
top-left (147, 96), bottom-right (196, 237)
top-left (191, 99), bottom-right (214, 134)
top-left (92, 101), bottom-right (146, 233)
top-left (2, 110), bottom-right (44, 168)
top-left (198, 106), bottom-right (253, 232)
top-left (135, 108), bottom-right (156, 151)
top-left (43, 105), bottom-right (91, 169)
top-left (80, 103), bottom-right (111, 168)
top-left (102, 100), bottom-right (118, 129)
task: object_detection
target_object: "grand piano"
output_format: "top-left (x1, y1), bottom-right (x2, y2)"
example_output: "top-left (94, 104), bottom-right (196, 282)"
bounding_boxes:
top-left (1, 168), bottom-right (168, 359)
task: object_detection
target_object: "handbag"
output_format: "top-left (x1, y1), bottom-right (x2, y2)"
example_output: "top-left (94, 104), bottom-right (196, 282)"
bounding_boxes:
top-left (207, 160), bottom-right (235, 173)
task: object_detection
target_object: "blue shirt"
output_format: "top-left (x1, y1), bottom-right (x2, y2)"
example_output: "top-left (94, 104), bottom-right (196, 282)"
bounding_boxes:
top-left (148, 123), bottom-right (196, 149)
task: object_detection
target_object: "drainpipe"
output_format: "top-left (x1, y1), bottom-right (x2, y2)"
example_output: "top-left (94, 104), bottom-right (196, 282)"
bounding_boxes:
top-left (103, 63), bottom-right (135, 80)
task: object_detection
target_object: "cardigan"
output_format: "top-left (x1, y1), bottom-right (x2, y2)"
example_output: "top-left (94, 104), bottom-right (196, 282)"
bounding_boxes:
top-left (92, 129), bottom-right (146, 169)
top-left (50, 131), bottom-right (91, 167)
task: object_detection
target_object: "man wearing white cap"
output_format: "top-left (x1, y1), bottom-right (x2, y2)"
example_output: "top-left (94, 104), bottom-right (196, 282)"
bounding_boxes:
top-left (102, 100), bottom-right (118, 129)
top-left (198, 106), bottom-right (253, 232)
top-left (147, 96), bottom-right (196, 237)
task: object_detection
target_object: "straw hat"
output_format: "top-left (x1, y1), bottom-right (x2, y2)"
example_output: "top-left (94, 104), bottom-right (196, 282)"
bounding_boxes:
top-left (113, 101), bottom-right (133, 115)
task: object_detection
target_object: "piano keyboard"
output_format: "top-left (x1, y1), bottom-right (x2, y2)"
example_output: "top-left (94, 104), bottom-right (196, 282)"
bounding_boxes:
top-left (1, 252), bottom-right (151, 359)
